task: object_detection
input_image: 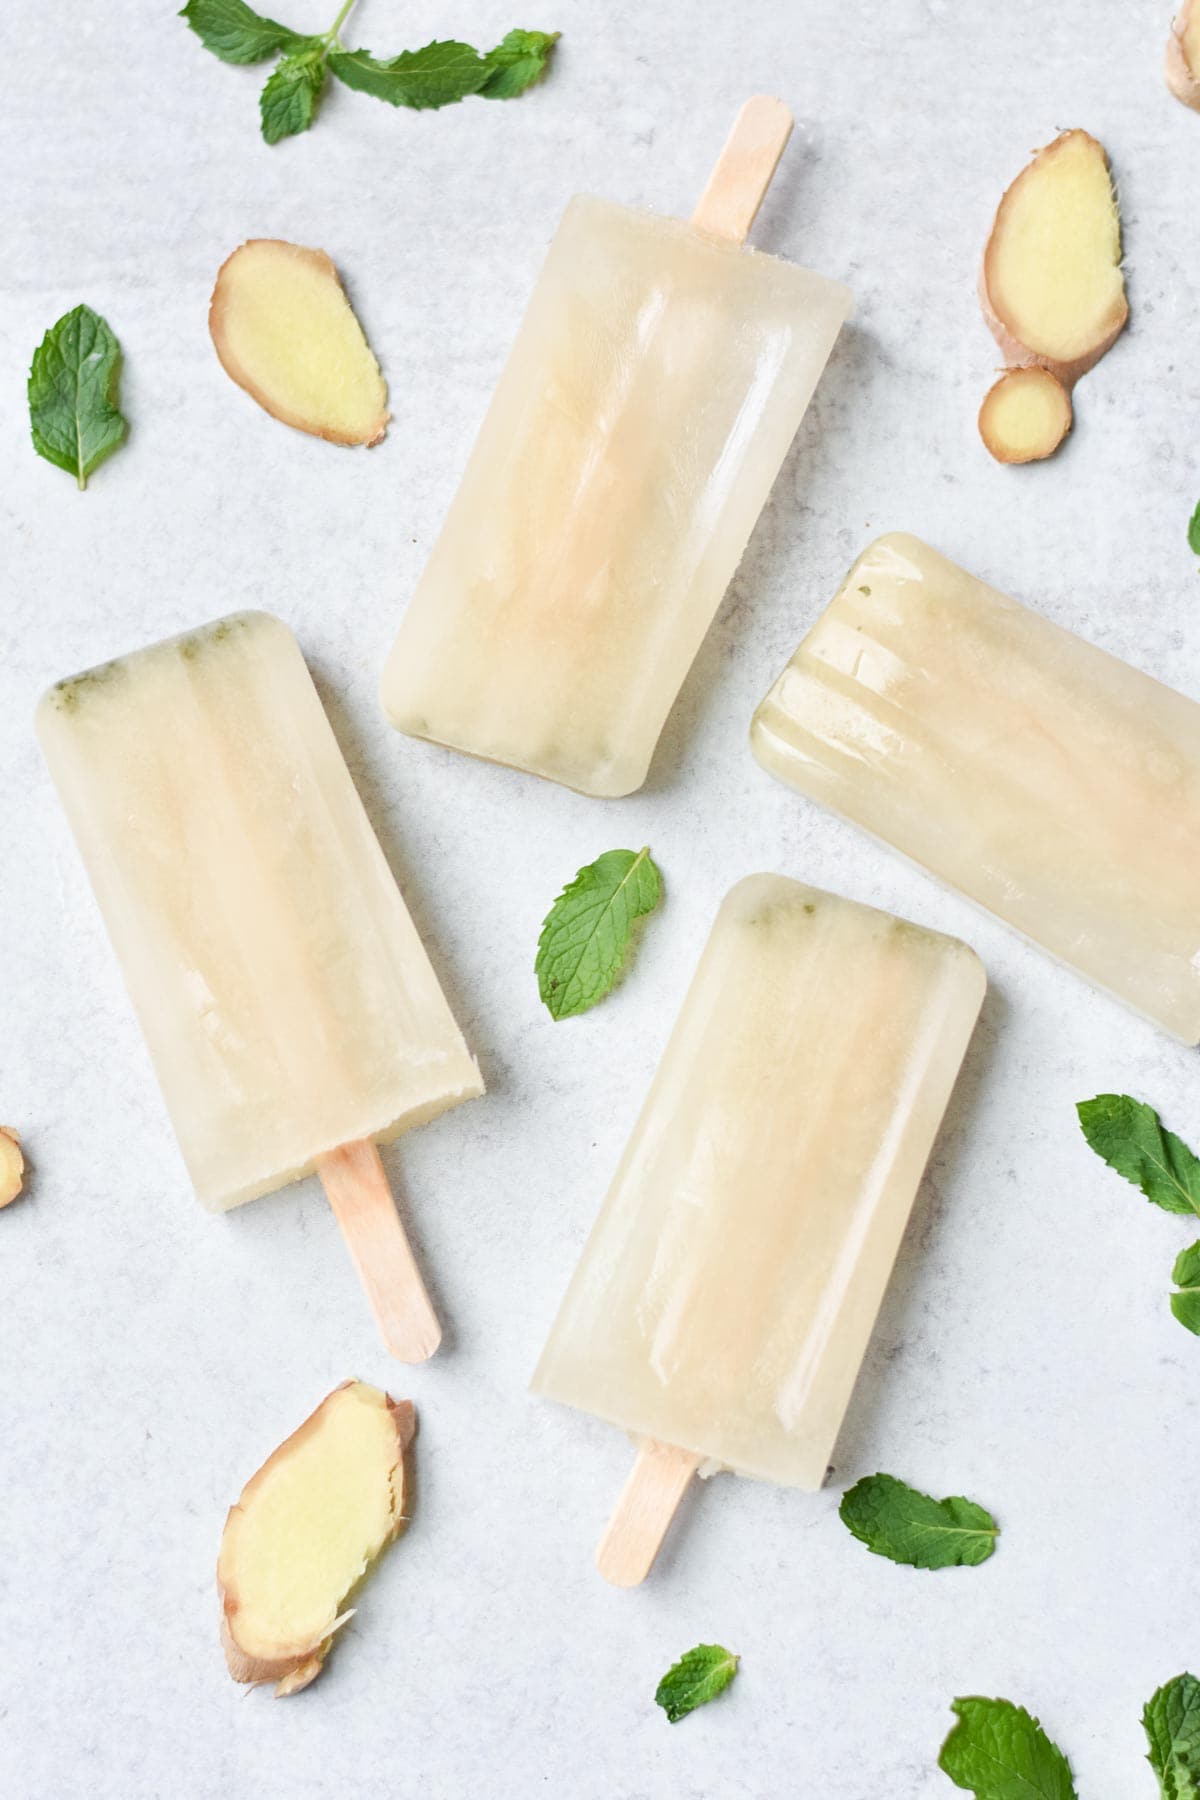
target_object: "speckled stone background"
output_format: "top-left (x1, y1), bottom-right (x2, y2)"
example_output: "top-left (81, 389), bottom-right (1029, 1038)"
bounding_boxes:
top-left (3, 2), bottom-right (1198, 1794)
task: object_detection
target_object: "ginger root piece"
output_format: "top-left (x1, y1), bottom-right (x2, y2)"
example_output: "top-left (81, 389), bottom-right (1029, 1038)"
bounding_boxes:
top-left (0, 1129), bottom-right (24, 1208)
top-left (978, 366), bottom-right (1073, 464)
top-left (209, 240), bottom-right (389, 446)
top-left (1168, 0), bottom-right (1200, 109)
top-left (218, 1381), bottom-right (414, 1696)
top-left (981, 130), bottom-right (1128, 389)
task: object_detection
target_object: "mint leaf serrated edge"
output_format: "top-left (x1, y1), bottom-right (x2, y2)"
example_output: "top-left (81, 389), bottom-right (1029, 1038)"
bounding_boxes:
top-left (180, 0), bottom-right (315, 64)
top-left (28, 305), bottom-right (128, 490)
top-left (654, 1644), bottom-right (739, 1724)
top-left (1076, 1095), bottom-right (1200, 1218)
top-left (1144, 1672), bottom-right (1200, 1799)
top-left (939, 1697), bottom-right (1078, 1799)
top-left (535, 847), bottom-right (662, 1020)
top-left (839, 1473), bottom-right (999, 1570)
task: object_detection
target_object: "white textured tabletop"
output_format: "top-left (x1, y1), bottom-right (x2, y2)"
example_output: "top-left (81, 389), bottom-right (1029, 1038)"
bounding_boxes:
top-left (4, 2), bottom-right (1199, 1795)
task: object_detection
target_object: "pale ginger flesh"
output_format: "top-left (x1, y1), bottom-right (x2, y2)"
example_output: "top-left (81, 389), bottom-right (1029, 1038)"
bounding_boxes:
top-left (1167, 0), bottom-right (1200, 109)
top-left (209, 240), bottom-right (390, 446)
top-left (0, 1129), bottom-right (24, 1207)
top-left (981, 130), bottom-right (1127, 387)
top-left (979, 366), bottom-right (1073, 463)
top-left (217, 1381), bottom-right (414, 1696)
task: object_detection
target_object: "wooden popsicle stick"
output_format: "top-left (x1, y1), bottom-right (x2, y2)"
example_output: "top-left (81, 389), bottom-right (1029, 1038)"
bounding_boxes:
top-left (316, 1139), bottom-right (442, 1363)
top-left (595, 1439), bottom-right (703, 1587)
top-left (691, 95), bottom-right (794, 245)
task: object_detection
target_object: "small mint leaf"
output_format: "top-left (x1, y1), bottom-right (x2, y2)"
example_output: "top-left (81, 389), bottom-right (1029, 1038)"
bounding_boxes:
top-left (1076, 1095), bottom-right (1200, 1217)
top-left (328, 39), bottom-right (488, 109)
top-left (535, 848), bottom-right (662, 1020)
top-left (654, 1645), bottom-right (738, 1724)
top-left (839, 1473), bottom-right (998, 1570)
top-left (1189, 501), bottom-right (1200, 558)
top-left (939, 1697), bottom-right (1078, 1799)
top-left (479, 28), bottom-right (560, 98)
top-left (260, 46), bottom-right (327, 142)
top-left (1171, 1242), bottom-right (1200, 1336)
top-left (28, 305), bottom-right (128, 490)
top-left (1143, 1672), bottom-right (1200, 1798)
top-left (180, 0), bottom-right (315, 64)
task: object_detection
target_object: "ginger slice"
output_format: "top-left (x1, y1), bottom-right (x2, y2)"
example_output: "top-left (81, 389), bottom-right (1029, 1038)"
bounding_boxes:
top-left (981, 130), bottom-right (1128, 388)
top-left (209, 240), bottom-right (389, 446)
top-left (979, 366), bottom-right (1073, 464)
top-left (0, 1129), bottom-right (24, 1207)
top-left (218, 1381), bottom-right (414, 1696)
top-left (1168, 0), bottom-right (1200, 109)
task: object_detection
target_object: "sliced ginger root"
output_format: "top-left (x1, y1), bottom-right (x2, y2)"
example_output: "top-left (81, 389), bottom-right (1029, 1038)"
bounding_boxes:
top-left (978, 366), bottom-right (1073, 464)
top-left (218, 1381), bottom-right (414, 1696)
top-left (979, 130), bottom-right (1126, 462)
top-left (1167, 0), bottom-right (1200, 109)
top-left (0, 1129), bottom-right (25, 1207)
top-left (210, 240), bottom-right (389, 446)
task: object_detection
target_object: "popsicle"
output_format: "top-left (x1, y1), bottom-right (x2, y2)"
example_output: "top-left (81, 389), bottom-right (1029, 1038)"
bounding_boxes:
top-left (751, 533), bottom-right (1200, 1043)
top-left (382, 97), bottom-right (852, 798)
top-left (36, 612), bottom-right (483, 1359)
top-left (531, 875), bottom-right (984, 1584)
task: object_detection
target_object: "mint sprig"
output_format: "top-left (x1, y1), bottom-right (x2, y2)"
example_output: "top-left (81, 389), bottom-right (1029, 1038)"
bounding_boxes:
top-left (839, 1473), bottom-right (999, 1570)
top-left (1171, 1242), bottom-right (1200, 1336)
top-left (1077, 1095), bottom-right (1200, 1217)
top-left (654, 1645), bottom-right (739, 1724)
top-left (28, 306), bottom-right (128, 490)
top-left (182, 0), bottom-right (559, 142)
top-left (535, 848), bottom-right (662, 1020)
top-left (939, 1698), bottom-right (1078, 1799)
top-left (1144, 1673), bottom-right (1200, 1798)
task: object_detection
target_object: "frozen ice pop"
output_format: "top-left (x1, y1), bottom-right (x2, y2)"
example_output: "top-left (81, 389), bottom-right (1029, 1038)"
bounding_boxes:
top-left (531, 875), bottom-right (984, 1583)
top-left (37, 612), bottom-right (483, 1359)
top-left (751, 533), bottom-right (1200, 1043)
top-left (382, 98), bottom-right (852, 798)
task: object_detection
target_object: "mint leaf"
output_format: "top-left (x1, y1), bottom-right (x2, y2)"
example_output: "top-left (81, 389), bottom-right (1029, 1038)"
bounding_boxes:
top-left (939, 1698), bottom-right (1078, 1799)
top-left (479, 28), bottom-right (560, 98)
top-left (654, 1645), bottom-right (738, 1724)
top-left (1189, 502), bottom-right (1200, 558)
top-left (1077, 1095), bottom-right (1200, 1218)
top-left (1144, 1673), bottom-right (1200, 1798)
top-left (180, 0), bottom-right (315, 64)
top-left (839, 1473), bottom-right (998, 1570)
top-left (1171, 1242), bottom-right (1200, 1336)
top-left (260, 45), bottom-right (326, 140)
top-left (535, 848), bottom-right (662, 1020)
top-left (28, 305), bottom-right (127, 490)
top-left (328, 40), bottom-right (489, 109)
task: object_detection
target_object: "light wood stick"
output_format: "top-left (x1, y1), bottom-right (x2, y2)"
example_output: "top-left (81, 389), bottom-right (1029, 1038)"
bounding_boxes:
top-left (691, 95), bottom-right (794, 245)
top-left (595, 1439), bottom-right (703, 1587)
top-left (316, 1139), bottom-right (441, 1363)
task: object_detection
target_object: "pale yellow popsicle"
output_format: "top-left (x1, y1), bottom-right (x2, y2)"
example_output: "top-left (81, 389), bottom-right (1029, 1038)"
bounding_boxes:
top-left (751, 533), bottom-right (1200, 1042)
top-left (532, 876), bottom-right (984, 1491)
top-left (37, 612), bottom-right (483, 1213)
top-left (382, 192), bottom-right (851, 797)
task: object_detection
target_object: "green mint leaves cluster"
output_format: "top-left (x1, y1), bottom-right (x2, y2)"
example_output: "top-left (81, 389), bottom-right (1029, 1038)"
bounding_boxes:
top-left (536, 848), bottom-right (663, 1019)
top-left (1077, 1094), bottom-right (1200, 1335)
top-left (181, 0), bottom-right (559, 143)
top-left (839, 1473), bottom-right (999, 1570)
top-left (654, 1644), bottom-right (739, 1724)
top-left (936, 1675), bottom-right (1200, 1798)
top-left (28, 306), bottom-right (128, 490)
